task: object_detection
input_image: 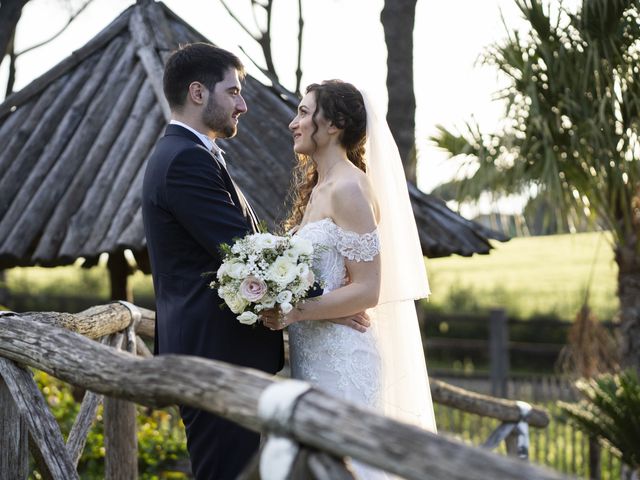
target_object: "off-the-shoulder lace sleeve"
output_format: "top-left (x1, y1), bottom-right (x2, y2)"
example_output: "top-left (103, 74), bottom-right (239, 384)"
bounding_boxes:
top-left (334, 225), bottom-right (380, 262)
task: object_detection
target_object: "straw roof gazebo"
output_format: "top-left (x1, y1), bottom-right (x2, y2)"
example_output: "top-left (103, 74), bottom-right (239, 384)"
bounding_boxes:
top-left (0, 0), bottom-right (507, 299)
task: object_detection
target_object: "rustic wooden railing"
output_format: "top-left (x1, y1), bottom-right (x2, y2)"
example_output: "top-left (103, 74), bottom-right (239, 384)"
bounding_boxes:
top-left (0, 303), bottom-right (570, 480)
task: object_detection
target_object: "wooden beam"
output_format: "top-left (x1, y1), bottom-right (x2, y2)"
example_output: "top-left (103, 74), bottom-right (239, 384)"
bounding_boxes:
top-left (0, 358), bottom-right (78, 479)
top-left (0, 314), bottom-right (569, 480)
top-left (0, 374), bottom-right (28, 478)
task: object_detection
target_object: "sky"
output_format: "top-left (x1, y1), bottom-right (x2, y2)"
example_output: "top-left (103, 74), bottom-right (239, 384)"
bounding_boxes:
top-left (1, 0), bottom-right (552, 214)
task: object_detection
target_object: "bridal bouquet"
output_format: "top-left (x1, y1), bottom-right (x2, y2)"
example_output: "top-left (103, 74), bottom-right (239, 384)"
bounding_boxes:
top-left (208, 232), bottom-right (316, 325)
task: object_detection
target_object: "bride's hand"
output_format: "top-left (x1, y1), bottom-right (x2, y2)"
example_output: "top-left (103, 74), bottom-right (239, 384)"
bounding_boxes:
top-left (329, 311), bottom-right (370, 333)
top-left (260, 307), bottom-right (302, 331)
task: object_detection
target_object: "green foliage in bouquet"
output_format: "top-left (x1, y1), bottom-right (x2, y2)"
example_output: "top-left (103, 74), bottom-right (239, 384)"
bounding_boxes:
top-left (558, 370), bottom-right (640, 471)
top-left (32, 370), bottom-right (189, 479)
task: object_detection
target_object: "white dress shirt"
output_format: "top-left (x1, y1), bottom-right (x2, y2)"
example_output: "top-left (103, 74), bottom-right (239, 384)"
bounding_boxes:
top-left (169, 120), bottom-right (226, 166)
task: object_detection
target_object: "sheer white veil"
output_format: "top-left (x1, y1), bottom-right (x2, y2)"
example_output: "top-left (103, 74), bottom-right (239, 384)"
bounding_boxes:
top-left (361, 89), bottom-right (437, 433)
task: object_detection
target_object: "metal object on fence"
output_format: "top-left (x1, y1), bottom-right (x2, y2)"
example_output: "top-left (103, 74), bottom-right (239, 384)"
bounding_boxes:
top-left (482, 400), bottom-right (532, 460)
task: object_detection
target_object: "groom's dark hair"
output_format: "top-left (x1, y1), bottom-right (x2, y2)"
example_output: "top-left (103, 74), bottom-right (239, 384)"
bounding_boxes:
top-left (163, 43), bottom-right (245, 110)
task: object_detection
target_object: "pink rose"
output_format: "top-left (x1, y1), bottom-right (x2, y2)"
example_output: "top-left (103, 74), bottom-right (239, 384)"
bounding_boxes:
top-left (239, 276), bottom-right (267, 302)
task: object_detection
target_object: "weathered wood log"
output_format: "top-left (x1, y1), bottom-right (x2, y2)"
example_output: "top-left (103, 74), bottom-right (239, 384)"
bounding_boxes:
top-left (0, 60), bottom-right (96, 221)
top-left (83, 104), bottom-right (163, 252)
top-left (99, 148), bottom-right (150, 251)
top-left (0, 39), bottom-right (125, 253)
top-left (135, 335), bottom-right (153, 358)
top-left (135, 307), bottom-right (156, 339)
top-left (0, 314), bottom-right (570, 480)
top-left (306, 451), bottom-right (357, 480)
top-left (66, 389), bottom-right (103, 467)
top-left (0, 98), bottom-right (35, 176)
top-left (58, 83), bottom-right (156, 259)
top-left (0, 7), bottom-right (131, 120)
top-left (117, 207), bottom-right (147, 249)
top-left (104, 332), bottom-right (138, 480)
top-left (144, 1), bottom-right (177, 55)
top-left (6, 42), bottom-right (135, 260)
top-left (33, 64), bottom-right (145, 263)
top-left (430, 379), bottom-right (549, 428)
top-left (0, 358), bottom-right (78, 479)
top-left (0, 375), bottom-right (28, 478)
top-left (22, 303), bottom-right (147, 339)
top-left (129, 7), bottom-right (171, 120)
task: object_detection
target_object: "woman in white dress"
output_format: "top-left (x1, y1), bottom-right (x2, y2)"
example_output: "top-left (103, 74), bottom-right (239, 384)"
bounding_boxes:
top-left (262, 80), bottom-right (436, 476)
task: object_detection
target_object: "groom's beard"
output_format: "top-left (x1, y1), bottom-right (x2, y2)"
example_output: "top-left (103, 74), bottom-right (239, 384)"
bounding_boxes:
top-left (203, 96), bottom-right (237, 139)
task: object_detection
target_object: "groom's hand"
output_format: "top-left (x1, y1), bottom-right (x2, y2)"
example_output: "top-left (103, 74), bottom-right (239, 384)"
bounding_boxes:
top-left (330, 312), bottom-right (370, 333)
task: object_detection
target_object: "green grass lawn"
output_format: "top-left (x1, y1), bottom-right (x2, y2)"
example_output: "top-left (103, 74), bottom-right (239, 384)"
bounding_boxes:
top-left (5, 231), bottom-right (619, 321)
top-left (424, 231), bottom-right (618, 321)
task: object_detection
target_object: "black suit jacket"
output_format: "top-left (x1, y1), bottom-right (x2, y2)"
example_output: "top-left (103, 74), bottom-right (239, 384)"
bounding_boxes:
top-left (142, 124), bottom-right (284, 373)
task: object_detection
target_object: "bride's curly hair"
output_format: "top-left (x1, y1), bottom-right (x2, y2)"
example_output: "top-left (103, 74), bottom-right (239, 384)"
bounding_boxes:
top-left (283, 80), bottom-right (367, 231)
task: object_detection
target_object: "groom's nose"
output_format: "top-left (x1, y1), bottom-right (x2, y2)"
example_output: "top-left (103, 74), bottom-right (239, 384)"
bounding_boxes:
top-left (236, 95), bottom-right (247, 113)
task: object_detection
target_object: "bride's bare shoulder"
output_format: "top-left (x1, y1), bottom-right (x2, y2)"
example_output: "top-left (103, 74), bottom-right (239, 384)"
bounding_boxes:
top-left (330, 170), bottom-right (379, 231)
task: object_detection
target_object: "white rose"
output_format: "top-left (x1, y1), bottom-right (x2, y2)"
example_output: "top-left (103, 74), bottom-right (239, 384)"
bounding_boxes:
top-left (228, 261), bottom-right (249, 280)
top-left (267, 257), bottom-right (298, 286)
top-left (276, 290), bottom-right (293, 304)
top-left (253, 233), bottom-right (279, 251)
top-left (290, 237), bottom-right (313, 256)
top-left (226, 292), bottom-right (249, 314)
top-left (237, 311), bottom-right (258, 325)
top-left (216, 262), bottom-right (229, 280)
top-left (280, 302), bottom-right (293, 314)
top-left (282, 248), bottom-right (299, 262)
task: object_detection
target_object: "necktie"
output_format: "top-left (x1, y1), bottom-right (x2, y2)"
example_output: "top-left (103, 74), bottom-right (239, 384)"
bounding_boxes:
top-left (213, 151), bottom-right (260, 232)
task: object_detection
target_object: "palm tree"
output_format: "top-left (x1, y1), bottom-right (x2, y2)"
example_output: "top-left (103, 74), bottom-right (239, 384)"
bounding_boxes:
top-left (559, 370), bottom-right (640, 478)
top-left (431, 0), bottom-right (640, 373)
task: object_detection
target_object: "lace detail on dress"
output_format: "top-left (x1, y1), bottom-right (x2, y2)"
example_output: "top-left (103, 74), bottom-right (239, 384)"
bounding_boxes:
top-left (335, 228), bottom-right (380, 262)
top-left (288, 217), bottom-right (383, 411)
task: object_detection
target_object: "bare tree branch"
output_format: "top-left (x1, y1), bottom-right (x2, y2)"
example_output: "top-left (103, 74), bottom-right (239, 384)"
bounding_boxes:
top-left (15, 0), bottom-right (95, 57)
top-left (220, 0), bottom-right (279, 82)
top-left (5, 31), bottom-right (17, 97)
top-left (295, 0), bottom-right (304, 96)
top-left (220, 0), bottom-right (260, 40)
top-left (0, 0), bottom-right (30, 68)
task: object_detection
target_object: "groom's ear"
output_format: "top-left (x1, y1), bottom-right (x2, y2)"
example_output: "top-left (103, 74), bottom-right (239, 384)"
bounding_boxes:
top-left (187, 81), bottom-right (206, 106)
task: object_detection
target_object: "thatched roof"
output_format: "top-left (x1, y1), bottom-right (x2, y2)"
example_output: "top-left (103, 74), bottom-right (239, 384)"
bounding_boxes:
top-left (0, 0), bottom-right (506, 271)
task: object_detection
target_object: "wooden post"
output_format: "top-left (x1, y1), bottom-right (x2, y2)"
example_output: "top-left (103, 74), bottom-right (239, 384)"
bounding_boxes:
top-left (0, 375), bottom-right (28, 479)
top-left (108, 251), bottom-right (132, 302)
top-left (588, 435), bottom-right (601, 480)
top-left (104, 332), bottom-right (138, 479)
top-left (489, 308), bottom-right (509, 398)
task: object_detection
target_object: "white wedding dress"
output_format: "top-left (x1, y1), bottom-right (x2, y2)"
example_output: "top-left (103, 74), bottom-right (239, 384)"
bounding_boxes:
top-left (288, 217), bottom-right (389, 479)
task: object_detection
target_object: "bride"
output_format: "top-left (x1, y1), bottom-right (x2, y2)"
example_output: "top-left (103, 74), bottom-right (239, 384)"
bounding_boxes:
top-left (262, 80), bottom-right (436, 475)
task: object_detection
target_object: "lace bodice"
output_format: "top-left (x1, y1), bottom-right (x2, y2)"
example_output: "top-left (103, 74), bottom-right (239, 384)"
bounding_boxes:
top-left (288, 218), bottom-right (382, 405)
top-left (296, 218), bottom-right (380, 293)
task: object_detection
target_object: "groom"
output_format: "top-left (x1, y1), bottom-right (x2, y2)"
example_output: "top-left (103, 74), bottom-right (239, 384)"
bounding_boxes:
top-left (142, 43), bottom-right (282, 479)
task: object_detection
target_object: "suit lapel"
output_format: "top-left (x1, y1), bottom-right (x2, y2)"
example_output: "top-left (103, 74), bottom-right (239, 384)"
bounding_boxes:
top-left (215, 157), bottom-right (261, 233)
top-left (164, 124), bottom-right (261, 233)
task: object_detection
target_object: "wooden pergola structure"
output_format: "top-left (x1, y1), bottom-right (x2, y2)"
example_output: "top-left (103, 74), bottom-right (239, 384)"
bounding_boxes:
top-left (0, 0), bottom-right (507, 300)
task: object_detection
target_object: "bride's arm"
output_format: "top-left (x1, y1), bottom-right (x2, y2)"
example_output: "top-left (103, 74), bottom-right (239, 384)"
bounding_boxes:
top-left (285, 180), bottom-right (381, 324)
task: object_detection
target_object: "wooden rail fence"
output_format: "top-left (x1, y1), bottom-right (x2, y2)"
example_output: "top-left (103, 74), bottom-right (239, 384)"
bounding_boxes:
top-left (0, 303), bottom-right (572, 479)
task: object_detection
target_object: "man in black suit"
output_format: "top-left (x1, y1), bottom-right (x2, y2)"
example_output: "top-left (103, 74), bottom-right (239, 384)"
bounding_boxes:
top-left (142, 43), bottom-right (280, 479)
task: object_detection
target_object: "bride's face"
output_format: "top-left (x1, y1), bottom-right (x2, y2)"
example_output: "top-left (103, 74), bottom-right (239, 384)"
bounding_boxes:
top-left (289, 92), bottom-right (331, 155)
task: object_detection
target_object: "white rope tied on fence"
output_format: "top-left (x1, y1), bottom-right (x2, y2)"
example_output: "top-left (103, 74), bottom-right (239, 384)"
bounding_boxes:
top-left (482, 400), bottom-right (532, 460)
top-left (118, 301), bottom-right (141, 354)
top-left (257, 380), bottom-right (312, 480)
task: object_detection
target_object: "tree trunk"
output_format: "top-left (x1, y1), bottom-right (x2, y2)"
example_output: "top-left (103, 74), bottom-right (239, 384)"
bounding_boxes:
top-left (381, 0), bottom-right (418, 183)
top-left (615, 243), bottom-right (640, 375)
top-left (0, 0), bottom-right (29, 70)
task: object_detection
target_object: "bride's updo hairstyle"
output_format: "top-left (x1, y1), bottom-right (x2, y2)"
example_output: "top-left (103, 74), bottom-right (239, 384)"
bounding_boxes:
top-left (284, 80), bottom-right (367, 230)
